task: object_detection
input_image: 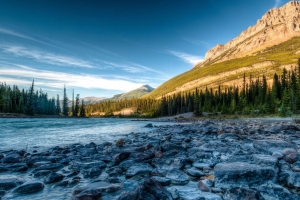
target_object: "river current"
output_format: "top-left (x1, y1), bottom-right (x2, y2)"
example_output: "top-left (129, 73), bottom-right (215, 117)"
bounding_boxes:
top-left (0, 118), bottom-right (172, 151)
top-left (0, 118), bottom-right (175, 199)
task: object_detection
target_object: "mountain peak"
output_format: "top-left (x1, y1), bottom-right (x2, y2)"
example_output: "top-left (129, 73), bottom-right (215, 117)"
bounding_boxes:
top-left (138, 84), bottom-right (155, 91)
top-left (197, 1), bottom-right (300, 67)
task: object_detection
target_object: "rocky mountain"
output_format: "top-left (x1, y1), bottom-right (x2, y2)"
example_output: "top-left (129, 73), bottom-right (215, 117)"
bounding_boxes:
top-left (80, 96), bottom-right (106, 104)
top-left (146, 2), bottom-right (300, 99)
top-left (198, 1), bottom-right (300, 67)
top-left (109, 84), bottom-right (154, 100)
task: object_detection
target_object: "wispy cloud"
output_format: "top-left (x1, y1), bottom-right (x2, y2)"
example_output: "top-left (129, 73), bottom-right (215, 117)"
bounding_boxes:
top-left (183, 38), bottom-right (210, 47)
top-left (0, 27), bottom-right (54, 46)
top-left (0, 45), bottom-right (99, 69)
top-left (274, 0), bottom-right (281, 7)
top-left (168, 50), bottom-right (203, 65)
top-left (0, 66), bottom-right (142, 91)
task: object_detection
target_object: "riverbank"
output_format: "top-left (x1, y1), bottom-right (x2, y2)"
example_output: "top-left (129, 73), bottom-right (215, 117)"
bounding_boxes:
top-left (0, 118), bottom-right (300, 199)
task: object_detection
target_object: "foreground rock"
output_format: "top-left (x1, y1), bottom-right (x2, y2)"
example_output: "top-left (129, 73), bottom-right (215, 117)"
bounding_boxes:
top-left (1, 118), bottom-right (300, 199)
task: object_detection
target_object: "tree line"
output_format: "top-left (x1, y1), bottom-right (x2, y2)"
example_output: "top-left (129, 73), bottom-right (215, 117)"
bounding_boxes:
top-left (86, 60), bottom-right (300, 118)
top-left (0, 80), bottom-right (85, 117)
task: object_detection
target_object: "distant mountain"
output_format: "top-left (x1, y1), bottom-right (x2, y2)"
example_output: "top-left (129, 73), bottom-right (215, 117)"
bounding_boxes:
top-left (80, 96), bottom-right (106, 104)
top-left (107, 84), bottom-right (154, 101)
top-left (119, 84), bottom-right (154, 99)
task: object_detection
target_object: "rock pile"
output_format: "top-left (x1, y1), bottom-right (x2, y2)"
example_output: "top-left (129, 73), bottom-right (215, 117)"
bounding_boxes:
top-left (0, 119), bottom-right (300, 199)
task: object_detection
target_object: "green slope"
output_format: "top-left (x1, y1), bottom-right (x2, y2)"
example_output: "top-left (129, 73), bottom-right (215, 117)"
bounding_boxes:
top-left (145, 37), bottom-right (300, 99)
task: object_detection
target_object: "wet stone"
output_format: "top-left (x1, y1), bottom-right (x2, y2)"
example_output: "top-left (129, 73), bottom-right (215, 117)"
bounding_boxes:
top-left (44, 172), bottom-right (64, 184)
top-left (126, 163), bottom-right (153, 178)
top-left (223, 187), bottom-right (264, 200)
top-left (214, 162), bottom-right (276, 189)
top-left (151, 176), bottom-right (171, 186)
top-left (0, 177), bottom-right (24, 190)
top-left (73, 189), bottom-right (102, 200)
top-left (166, 169), bottom-right (189, 185)
top-left (13, 182), bottom-right (45, 194)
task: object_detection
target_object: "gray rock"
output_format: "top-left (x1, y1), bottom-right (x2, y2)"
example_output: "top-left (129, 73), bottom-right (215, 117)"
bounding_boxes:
top-left (126, 163), bottom-right (153, 177)
top-left (13, 182), bottom-right (44, 194)
top-left (152, 157), bottom-right (186, 171)
top-left (257, 183), bottom-right (300, 200)
top-left (167, 187), bottom-right (179, 199)
top-left (144, 123), bottom-right (153, 128)
top-left (151, 176), bottom-right (171, 186)
top-left (82, 167), bottom-right (103, 178)
top-left (73, 189), bottom-right (102, 200)
top-left (214, 162), bottom-right (276, 189)
top-left (1, 154), bottom-right (21, 163)
top-left (44, 172), bottom-right (64, 184)
top-left (272, 151), bottom-right (284, 159)
top-left (0, 177), bottom-right (24, 190)
top-left (33, 170), bottom-right (52, 177)
top-left (112, 152), bottom-right (131, 166)
top-left (170, 182), bottom-right (222, 200)
top-left (186, 168), bottom-right (204, 177)
top-left (69, 160), bottom-right (106, 171)
top-left (287, 172), bottom-right (300, 188)
top-left (293, 161), bottom-right (300, 172)
top-left (32, 163), bottom-right (64, 172)
top-left (166, 169), bottom-right (189, 185)
top-left (253, 140), bottom-right (295, 154)
top-left (117, 178), bottom-right (172, 200)
top-left (223, 187), bottom-right (264, 200)
top-left (197, 180), bottom-right (211, 192)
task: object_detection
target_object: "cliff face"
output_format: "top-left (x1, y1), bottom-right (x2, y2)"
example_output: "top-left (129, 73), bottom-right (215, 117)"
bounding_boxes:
top-left (199, 1), bottom-right (300, 66)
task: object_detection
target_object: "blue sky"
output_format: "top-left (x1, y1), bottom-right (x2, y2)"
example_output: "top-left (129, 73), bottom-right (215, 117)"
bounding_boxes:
top-left (0, 0), bottom-right (288, 98)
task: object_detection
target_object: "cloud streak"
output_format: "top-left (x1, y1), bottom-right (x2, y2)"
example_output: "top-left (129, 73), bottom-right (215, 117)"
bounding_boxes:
top-left (169, 51), bottom-right (203, 65)
top-left (0, 67), bottom-right (142, 91)
top-left (0, 45), bottom-right (98, 69)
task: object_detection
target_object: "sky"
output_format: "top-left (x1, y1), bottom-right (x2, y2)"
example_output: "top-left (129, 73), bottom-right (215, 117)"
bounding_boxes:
top-left (0, 0), bottom-right (288, 98)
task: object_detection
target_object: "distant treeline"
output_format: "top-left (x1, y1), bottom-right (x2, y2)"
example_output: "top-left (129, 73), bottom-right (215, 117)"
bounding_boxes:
top-left (161, 61), bottom-right (300, 117)
top-left (0, 80), bottom-right (85, 117)
top-left (86, 59), bottom-right (300, 118)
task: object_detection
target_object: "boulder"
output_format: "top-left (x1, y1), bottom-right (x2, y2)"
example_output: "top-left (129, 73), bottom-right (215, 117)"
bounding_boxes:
top-left (223, 187), bottom-right (264, 200)
top-left (166, 169), bottom-right (189, 185)
top-left (44, 172), bottom-right (64, 184)
top-left (1, 154), bottom-right (21, 163)
top-left (69, 161), bottom-right (106, 171)
top-left (73, 189), bottom-right (102, 200)
top-left (0, 177), bottom-right (24, 190)
top-left (113, 152), bottom-right (131, 166)
top-left (257, 183), bottom-right (300, 200)
top-left (152, 157), bottom-right (186, 171)
top-left (117, 178), bottom-right (172, 200)
top-left (126, 163), bottom-right (153, 177)
top-left (253, 140), bottom-right (295, 154)
top-left (13, 182), bottom-right (44, 194)
top-left (214, 162), bottom-right (276, 189)
top-left (32, 163), bottom-right (64, 172)
top-left (151, 176), bottom-right (171, 186)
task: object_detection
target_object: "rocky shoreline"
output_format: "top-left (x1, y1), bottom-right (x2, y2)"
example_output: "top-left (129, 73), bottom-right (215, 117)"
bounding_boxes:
top-left (1, 119), bottom-right (300, 199)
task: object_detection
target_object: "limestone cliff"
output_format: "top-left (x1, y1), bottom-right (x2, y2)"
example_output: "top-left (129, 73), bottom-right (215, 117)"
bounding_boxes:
top-left (197, 1), bottom-right (300, 67)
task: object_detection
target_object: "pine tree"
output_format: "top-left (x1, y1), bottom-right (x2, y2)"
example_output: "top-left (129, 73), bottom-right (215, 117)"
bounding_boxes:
top-left (62, 85), bottom-right (69, 116)
top-left (74, 94), bottom-right (80, 116)
top-left (26, 80), bottom-right (35, 115)
top-left (80, 100), bottom-right (85, 117)
top-left (56, 94), bottom-right (61, 115)
top-left (71, 89), bottom-right (74, 116)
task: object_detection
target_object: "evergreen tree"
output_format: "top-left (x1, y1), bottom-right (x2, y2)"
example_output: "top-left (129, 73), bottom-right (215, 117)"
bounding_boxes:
top-left (80, 100), bottom-right (85, 117)
top-left (56, 94), bottom-right (61, 115)
top-left (26, 80), bottom-right (35, 115)
top-left (74, 94), bottom-right (80, 116)
top-left (62, 85), bottom-right (69, 116)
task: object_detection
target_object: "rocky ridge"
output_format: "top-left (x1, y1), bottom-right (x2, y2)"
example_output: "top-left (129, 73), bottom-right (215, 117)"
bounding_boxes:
top-left (198, 1), bottom-right (300, 67)
top-left (0, 119), bottom-right (300, 199)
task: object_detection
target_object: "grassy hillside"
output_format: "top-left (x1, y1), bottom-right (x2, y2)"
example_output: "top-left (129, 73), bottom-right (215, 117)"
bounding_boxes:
top-left (145, 37), bottom-right (300, 99)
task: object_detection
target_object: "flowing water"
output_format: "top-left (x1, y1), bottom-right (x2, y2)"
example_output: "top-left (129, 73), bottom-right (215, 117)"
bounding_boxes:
top-left (0, 118), bottom-right (175, 200)
top-left (0, 118), bottom-right (171, 151)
